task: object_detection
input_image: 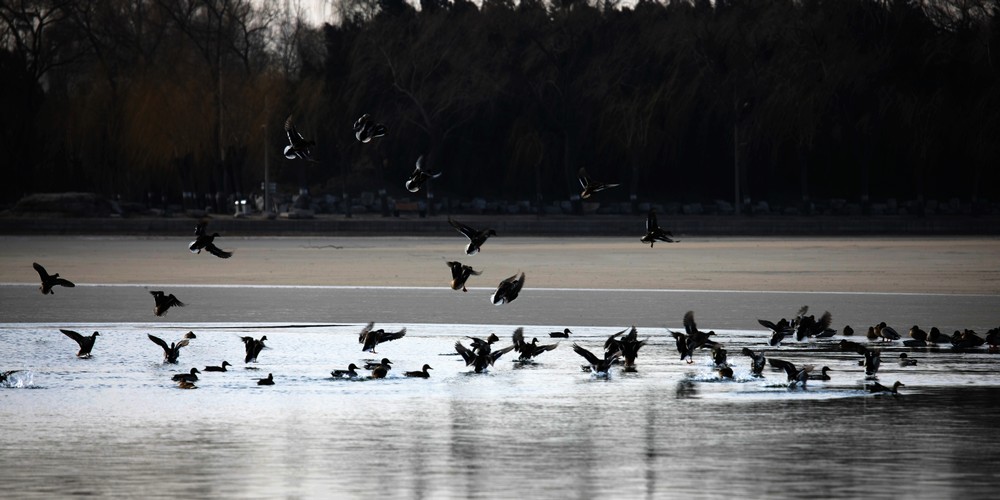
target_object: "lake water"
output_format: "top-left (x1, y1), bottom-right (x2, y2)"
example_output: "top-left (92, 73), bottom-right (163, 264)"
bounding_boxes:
top-left (2, 321), bottom-right (999, 499)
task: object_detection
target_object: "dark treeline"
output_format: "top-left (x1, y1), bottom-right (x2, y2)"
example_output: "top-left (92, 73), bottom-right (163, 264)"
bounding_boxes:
top-left (2, 0), bottom-right (999, 212)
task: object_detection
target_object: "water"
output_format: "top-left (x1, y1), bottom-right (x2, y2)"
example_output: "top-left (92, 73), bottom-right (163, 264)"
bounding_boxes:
top-left (2, 322), bottom-right (999, 499)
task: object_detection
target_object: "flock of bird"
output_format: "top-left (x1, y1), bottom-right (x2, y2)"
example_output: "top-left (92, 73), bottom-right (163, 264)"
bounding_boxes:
top-left (7, 114), bottom-right (996, 395)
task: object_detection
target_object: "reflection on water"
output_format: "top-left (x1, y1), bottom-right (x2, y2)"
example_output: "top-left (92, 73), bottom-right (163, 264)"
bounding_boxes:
top-left (1, 322), bottom-right (999, 499)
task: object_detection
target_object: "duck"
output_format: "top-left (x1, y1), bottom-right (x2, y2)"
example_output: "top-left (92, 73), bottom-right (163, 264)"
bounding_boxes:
top-left (909, 325), bottom-right (928, 342)
top-left (171, 368), bottom-right (201, 383)
top-left (768, 358), bottom-right (813, 387)
top-left (257, 373), bottom-right (275, 385)
top-left (987, 328), bottom-right (1000, 353)
top-left (842, 325), bottom-right (854, 336)
top-left (405, 155), bottom-right (441, 192)
top-left (927, 327), bottom-right (946, 344)
top-left (604, 326), bottom-right (646, 372)
top-left (148, 334), bottom-right (190, 364)
top-left (204, 361), bottom-right (232, 372)
top-left (284, 115), bottom-right (317, 160)
top-left (868, 380), bottom-right (904, 394)
top-left (358, 322), bottom-right (407, 354)
top-left (640, 209), bottom-right (676, 247)
top-left (717, 366), bottom-right (734, 379)
top-left (447, 261), bottom-right (482, 292)
top-left (189, 221), bottom-right (233, 258)
top-left (150, 291), bottom-right (185, 316)
top-left (491, 272), bottom-right (525, 305)
top-left (1, 370), bottom-right (22, 385)
top-left (331, 363), bottom-right (361, 379)
top-left (465, 334), bottom-right (500, 353)
top-left (403, 364), bottom-right (433, 378)
top-left (863, 350), bottom-right (881, 377)
top-left (875, 322), bottom-right (901, 342)
top-left (866, 326), bottom-right (880, 341)
top-left (577, 167), bottom-right (620, 199)
top-left (353, 113), bottom-right (387, 143)
top-left (898, 353), bottom-right (918, 366)
top-left (740, 348), bottom-right (766, 377)
top-left (512, 327), bottom-right (559, 362)
top-left (678, 311), bottom-right (718, 356)
top-left (808, 366), bottom-right (833, 380)
top-left (455, 340), bottom-right (515, 373)
top-left (448, 217), bottom-right (496, 255)
top-left (795, 310), bottom-right (834, 341)
top-left (241, 335), bottom-right (268, 363)
top-left (33, 262), bottom-right (75, 295)
top-left (758, 317), bottom-right (793, 346)
top-left (572, 343), bottom-right (622, 376)
top-left (549, 328), bottom-right (572, 338)
top-left (952, 329), bottom-right (986, 349)
top-left (364, 358), bottom-right (392, 371)
top-left (60, 329), bottom-right (100, 358)
top-left (838, 339), bottom-right (868, 355)
top-left (176, 380), bottom-right (198, 389)
top-left (711, 346), bottom-right (728, 367)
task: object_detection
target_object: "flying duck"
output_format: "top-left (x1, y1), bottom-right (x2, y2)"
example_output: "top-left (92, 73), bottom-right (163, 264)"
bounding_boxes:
top-left (332, 363), bottom-right (361, 379)
top-left (33, 262), bottom-right (75, 295)
top-left (353, 113), bottom-right (387, 143)
top-left (640, 209), bottom-right (676, 247)
top-left (257, 373), bottom-right (275, 385)
top-left (512, 327), bottom-right (559, 362)
top-left (405, 155), bottom-right (442, 192)
top-left (60, 329), bottom-right (100, 358)
top-left (189, 221), bottom-right (233, 258)
top-left (491, 272), bottom-right (525, 305)
top-left (758, 317), bottom-right (793, 346)
top-left (868, 380), bottom-right (904, 394)
top-left (672, 310), bottom-right (718, 363)
top-left (604, 326), bottom-right (646, 372)
top-left (148, 334), bottom-right (189, 364)
top-left (204, 361), bottom-right (232, 372)
top-left (358, 322), bottom-right (407, 354)
top-left (740, 347), bottom-right (766, 377)
top-left (284, 115), bottom-right (316, 161)
top-left (448, 217), bottom-right (496, 255)
top-left (572, 343), bottom-right (622, 376)
top-left (577, 167), bottom-right (620, 199)
top-left (172, 368), bottom-right (201, 383)
top-left (447, 261), bottom-right (482, 292)
top-left (150, 291), bottom-right (185, 316)
top-left (454, 340), bottom-right (515, 373)
top-left (549, 328), bottom-right (572, 338)
top-left (403, 364), bottom-right (433, 378)
top-left (241, 335), bottom-right (268, 363)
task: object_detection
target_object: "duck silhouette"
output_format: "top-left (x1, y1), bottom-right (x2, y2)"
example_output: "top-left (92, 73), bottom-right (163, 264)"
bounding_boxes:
top-left (447, 261), bottom-right (482, 292)
top-left (33, 262), bottom-right (75, 295)
top-left (868, 380), bottom-right (904, 394)
top-left (150, 291), bottom-right (185, 316)
top-left (358, 322), bottom-right (407, 354)
top-left (604, 326), bottom-right (646, 372)
top-left (740, 348), bottom-right (766, 377)
top-left (284, 115), bottom-right (316, 161)
top-left (491, 272), bottom-right (525, 305)
top-left (189, 221), bottom-right (233, 258)
top-left (257, 373), bottom-right (275, 385)
top-left (241, 335), bottom-right (268, 363)
top-left (512, 327), bottom-right (559, 362)
top-left (640, 209), bottom-right (676, 247)
top-left (353, 113), bottom-right (387, 143)
top-left (577, 167), bottom-right (620, 199)
top-left (403, 364), bottom-right (433, 378)
top-left (572, 343), bottom-right (622, 376)
top-left (204, 361), bottom-right (232, 372)
top-left (455, 340), bottom-right (514, 373)
top-left (549, 328), bottom-right (572, 338)
top-left (171, 368), bottom-right (201, 383)
top-left (331, 363), bottom-right (360, 379)
top-left (60, 329), bottom-right (100, 358)
top-left (148, 334), bottom-right (189, 364)
top-left (369, 360), bottom-right (392, 379)
top-left (405, 155), bottom-right (441, 192)
top-left (448, 218), bottom-right (496, 255)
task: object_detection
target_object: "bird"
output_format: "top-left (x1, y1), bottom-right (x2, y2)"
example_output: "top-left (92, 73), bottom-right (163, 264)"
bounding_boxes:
top-left (176, 380), bottom-right (198, 389)
top-left (284, 115), bottom-right (316, 161)
top-left (59, 329), bottom-right (100, 358)
top-left (740, 348), bottom-right (766, 377)
top-left (768, 358), bottom-right (814, 387)
top-left (794, 309), bottom-right (834, 341)
top-left (241, 335), bottom-right (268, 363)
top-left (358, 322), bottom-right (407, 354)
top-left (577, 167), bottom-right (620, 199)
top-left (842, 325), bottom-right (855, 336)
top-left (364, 358), bottom-right (392, 371)
top-left (455, 340), bottom-right (515, 373)
top-left (712, 345), bottom-right (728, 367)
top-left (1, 370), bottom-right (22, 385)
top-left (863, 350), bottom-right (881, 378)
top-left (951, 329), bottom-right (986, 349)
top-left (909, 325), bottom-right (928, 342)
top-left (717, 366), bottom-right (734, 379)
top-left (759, 317), bottom-right (794, 346)
top-left (605, 326), bottom-right (646, 372)
top-left (331, 363), bottom-right (360, 379)
top-left (491, 272), bottom-right (525, 305)
top-left (148, 334), bottom-right (189, 364)
top-left (257, 373), bottom-right (275, 385)
top-left (150, 291), bottom-right (185, 316)
top-left (447, 261), bottom-right (482, 292)
top-left (899, 353), bottom-right (918, 366)
top-left (448, 217), bottom-right (496, 255)
top-left (808, 366), bottom-right (834, 381)
top-left (868, 380), bottom-right (904, 394)
top-left (353, 113), bottom-right (387, 143)
top-left (512, 327), bottom-right (559, 362)
top-left (549, 328), bottom-right (572, 338)
top-left (640, 209), bottom-right (676, 247)
top-left (405, 155), bottom-right (441, 192)
top-left (204, 361), bottom-right (232, 372)
top-left (670, 310), bottom-right (717, 363)
top-left (572, 343), bottom-right (622, 376)
top-left (370, 360), bottom-right (392, 379)
top-left (875, 322), bottom-right (901, 342)
top-left (171, 368), bottom-right (201, 383)
top-left (189, 221), bottom-right (233, 258)
top-left (403, 364), bottom-right (433, 378)
top-left (33, 262), bottom-right (75, 295)
top-left (927, 327), bottom-right (947, 344)
top-left (465, 334), bottom-right (500, 353)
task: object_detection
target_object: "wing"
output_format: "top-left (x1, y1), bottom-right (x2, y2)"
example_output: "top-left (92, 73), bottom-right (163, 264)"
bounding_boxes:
top-left (447, 262), bottom-right (463, 280)
top-left (175, 339), bottom-right (190, 350)
top-left (815, 311), bottom-right (833, 332)
top-left (148, 334), bottom-right (169, 351)
top-left (572, 343), bottom-right (602, 365)
top-left (33, 262), bottom-right (50, 280)
top-left (284, 115), bottom-right (295, 133)
top-left (490, 344), bottom-right (516, 363)
top-left (768, 358), bottom-right (796, 374)
top-left (795, 305), bottom-right (809, 319)
top-left (536, 342), bottom-right (559, 353)
top-left (448, 218), bottom-right (477, 240)
top-left (510, 273), bottom-right (525, 296)
top-left (512, 328), bottom-right (526, 351)
top-left (205, 243), bottom-right (233, 259)
top-left (454, 341), bottom-right (476, 365)
top-left (194, 221), bottom-right (207, 236)
top-left (415, 155), bottom-right (424, 172)
top-left (683, 311), bottom-right (697, 335)
top-left (54, 277), bottom-right (75, 287)
top-left (359, 322), bottom-right (375, 343)
top-left (646, 210), bottom-right (658, 232)
top-left (381, 328), bottom-right (407, 343)
top-left (577, 168), bottom-right (590, 189)
top-left (60, 329), bottom-right (85, 346)
top-left (167, 295), bottom-right (185, 308)
top-left (757, 319), bottom-right (778, 331)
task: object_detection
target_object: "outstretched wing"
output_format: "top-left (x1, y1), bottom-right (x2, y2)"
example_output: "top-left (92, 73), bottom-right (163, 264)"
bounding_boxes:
top-left (572, 343), bottom-right (602, 366)
top-left (512, 327), bottom-right (526, 352)
top-left (147, 334), bottom-right (169, 351)
top-left (53, 277), bottom-right (75, 287)
top-left (683, 311), bottom-right (698, 335)
top-left (380, 328), bottom-right (407, 343)
top-left (32, 262), bottom-right (50, 280)
top-left (60, 329), bottom-right (85, 346)
top-left (359, 322), bottom-right (375, 343)
top-left (577, 168), bottom-right (590, 189)
top-left (454, 341), bottom-right (476, 366)
top-left (204, 243), bottom-right (233, 259)
top-left (448, 218), bottom-right (477, 240)
top-left (758, 319), bottom-right (778, 331)
top-left (489, 344), bottom-right (515, 364)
